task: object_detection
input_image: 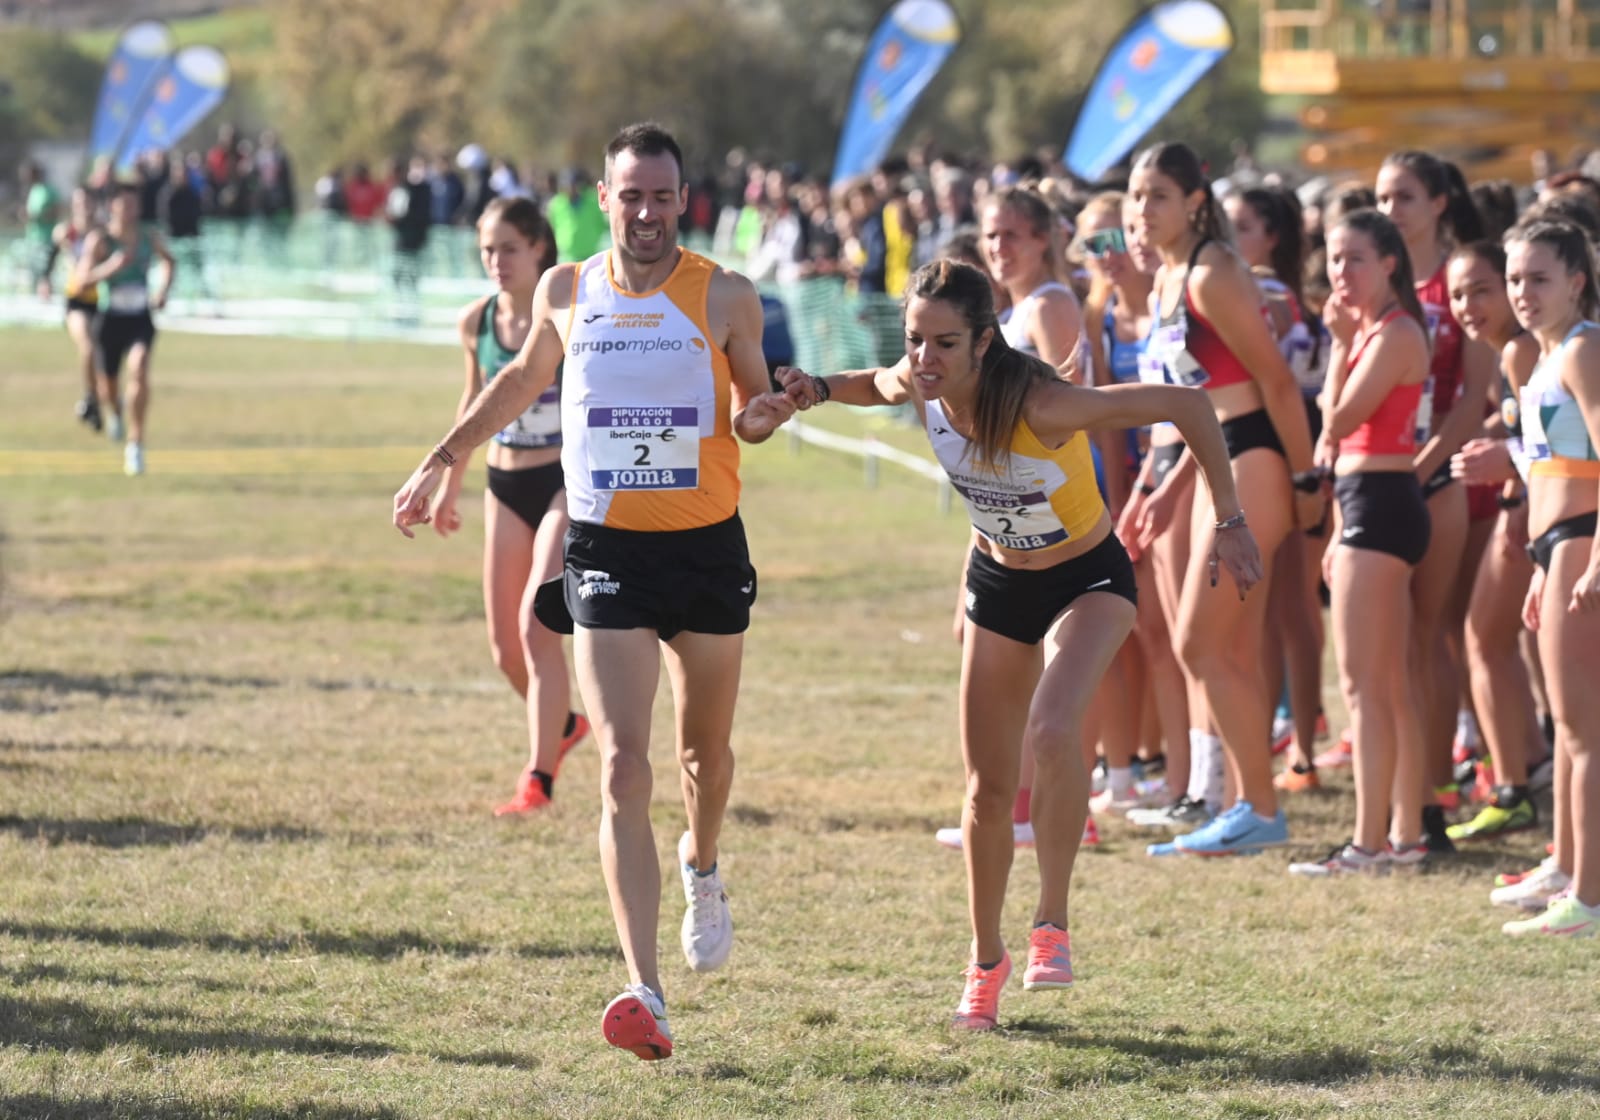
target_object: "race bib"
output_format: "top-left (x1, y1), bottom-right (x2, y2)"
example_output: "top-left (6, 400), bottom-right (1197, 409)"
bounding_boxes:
top-left (1414, 377), bottom-right (1435, 444)
top-left (586, 406), bottom-right (699, 490)
top-left (954, 482), bottom-right (1068, 551)
top-left (1150, 319), bottom-right (1209, 388)
top-left (1137, 352), bottom-right (1169, 386)
top-left (1519, 385), bottom-right (1550, 461)
top-left (107, 284), bottom-right (148, 313)
top-left (497, 385), bottom-right (562, 448)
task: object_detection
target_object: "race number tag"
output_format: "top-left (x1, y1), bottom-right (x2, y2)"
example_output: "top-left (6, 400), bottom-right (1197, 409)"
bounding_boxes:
top-left (1415, 377), bottom-right (1436, 444)
top-left (1150, 319), bottom-right (1209, 387)
top-left (954, 482), bottom-right (1068, 551)
top-left (107, 284), bottom-right (148, 313)
top-left (587, 406), bottom-right (699, 490)
top-left (1519, 385), bottom-right (1550, 462)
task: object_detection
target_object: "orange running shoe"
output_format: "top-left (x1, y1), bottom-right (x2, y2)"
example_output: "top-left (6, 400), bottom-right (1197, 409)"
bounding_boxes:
top-left (494, 769), bottom-right (551, 816)
top-left (953, 951), bottom-right (1012, 1031)
top-left (1022, 925), bottom-right (1074, 991)
top-left (1274, 766), bottom-right (1321, 793)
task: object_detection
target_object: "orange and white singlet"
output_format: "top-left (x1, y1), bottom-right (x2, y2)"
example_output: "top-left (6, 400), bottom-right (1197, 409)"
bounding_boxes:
top-left (560, 249), bottom-right (738, 531)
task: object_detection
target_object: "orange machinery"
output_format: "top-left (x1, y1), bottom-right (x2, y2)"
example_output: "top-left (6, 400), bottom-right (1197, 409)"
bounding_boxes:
top-left (1260, 0), bottom-right (1600, 183)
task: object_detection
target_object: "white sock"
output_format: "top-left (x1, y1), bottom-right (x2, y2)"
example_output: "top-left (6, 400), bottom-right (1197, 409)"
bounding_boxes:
top-left (1456, 709), bottom-right (1482, 749)
top-left (1185, 730), bottom-right (1226, 810)
top-left (1201, 733), bottom-right (1226, 812)
top-left (1108, 766), bottom-right (1133, 797)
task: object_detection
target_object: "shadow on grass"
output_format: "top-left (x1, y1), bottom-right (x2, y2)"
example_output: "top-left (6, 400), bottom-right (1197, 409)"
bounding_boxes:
top-left (0, 667), bottom-right (502, 708)
top-left (0, 1096), bottom-right (407, 1120)
top-left (0, 668), bottom-right (280, 706)
top-left (0, 815), bottom-right (324, 848)
top-left (0, 993), bottom-right (537, 1071)
top-left (0, 918), bottom-right (620, 964)
top-left (1006, 1021), bottom-right (1600, 1093)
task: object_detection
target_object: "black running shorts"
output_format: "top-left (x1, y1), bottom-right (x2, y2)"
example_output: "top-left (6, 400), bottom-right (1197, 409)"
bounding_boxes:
top-left (534, 512), bottom-right (756, 641)
top-left (965, 532), bottom-right (1137, 646)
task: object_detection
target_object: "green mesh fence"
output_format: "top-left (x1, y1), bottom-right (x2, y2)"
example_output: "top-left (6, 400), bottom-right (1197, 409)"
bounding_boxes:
top-left (0, 216), bottom-right (907, 368)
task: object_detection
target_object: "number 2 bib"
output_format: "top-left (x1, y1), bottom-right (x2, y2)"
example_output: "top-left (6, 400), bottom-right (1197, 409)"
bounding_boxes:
top-left (585, 406), bottom-right (700, 491)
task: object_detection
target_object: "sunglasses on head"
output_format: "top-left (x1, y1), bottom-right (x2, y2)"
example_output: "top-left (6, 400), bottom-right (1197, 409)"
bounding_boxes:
top-left (1083, 228), bottom-right (1127, 258)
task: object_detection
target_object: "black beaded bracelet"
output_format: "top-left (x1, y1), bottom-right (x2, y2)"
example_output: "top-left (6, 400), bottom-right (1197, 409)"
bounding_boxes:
top-left (1138, 483), bottom-right (1158, 497)
top-left (811, 375), bottom-right (831, 403)
top-left (1497, 493), bottom-right (1524, 510)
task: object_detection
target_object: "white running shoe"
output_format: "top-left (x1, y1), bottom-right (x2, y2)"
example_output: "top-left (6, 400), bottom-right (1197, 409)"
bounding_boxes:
top-left (935, 821), bottom-right (1035, 850)
top-left (1489, 859), bottom-right (1571, 911)
top-left (678, 831), bottom-right (732, 972)
top-left (123, 441), bottom-right (145, 477)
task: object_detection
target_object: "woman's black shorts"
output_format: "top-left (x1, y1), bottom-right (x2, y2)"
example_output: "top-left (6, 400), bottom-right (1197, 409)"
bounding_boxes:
top-left (1220, 409), bottom-right (1285, 461)
top-left (1334, 471), bottom-right (1430, 566)
top-left (1527, 511), bottom-right (1597, 573)
top-left (965, 532), bottom-right (1137, 646)
top-left (486, 461), bottom-right (564, 532)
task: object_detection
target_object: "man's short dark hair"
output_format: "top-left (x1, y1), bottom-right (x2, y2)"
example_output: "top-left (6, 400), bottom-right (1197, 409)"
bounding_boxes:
top-left (605, 122), bottom-right (684, 184)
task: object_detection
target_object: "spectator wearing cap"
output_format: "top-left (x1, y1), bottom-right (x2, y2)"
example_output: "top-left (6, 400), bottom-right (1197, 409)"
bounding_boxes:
top-left (545, 167), bottom-right (607, 262)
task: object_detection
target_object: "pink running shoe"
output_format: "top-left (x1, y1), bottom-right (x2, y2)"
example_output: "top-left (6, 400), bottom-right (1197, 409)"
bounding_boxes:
top-left (953, 951), bottom-right (1012, 1031)
top-left (602, 984), bottom-right (673, 1060)
top-left (1081, 816), bottom-right (1100, 848)
top-left (1022, 925), bottom-right (1074, 990)
top-left (1312, 729), bottom-right (1353, 770)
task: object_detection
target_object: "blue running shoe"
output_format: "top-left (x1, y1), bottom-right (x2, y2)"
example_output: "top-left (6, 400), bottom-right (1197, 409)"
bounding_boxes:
top-left (1145, 840), bottom-right (1181, 857)
top-left (1175, 801), bottom-right (1288, 856)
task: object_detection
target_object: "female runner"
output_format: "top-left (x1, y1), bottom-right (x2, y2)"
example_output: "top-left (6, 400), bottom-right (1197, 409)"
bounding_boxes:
top-left (430, 197), bottom-right (588, 814)
top-left (1128, 142), bottom-right (1322, 857)
top-left (780, 258), bottom-right (1261, 1028)
top-left (1500, 219), bottom-right (1600, 936)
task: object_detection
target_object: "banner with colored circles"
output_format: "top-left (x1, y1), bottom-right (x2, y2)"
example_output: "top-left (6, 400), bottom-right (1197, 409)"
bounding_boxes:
top-left (88, 20), bottom-right (175, 164)
top-left (114, 46), bottom-right (232, 172)
top-left (1063, 1), bottom-right (1234, 183)
top-left (831, 0), bottom-right (961, 191)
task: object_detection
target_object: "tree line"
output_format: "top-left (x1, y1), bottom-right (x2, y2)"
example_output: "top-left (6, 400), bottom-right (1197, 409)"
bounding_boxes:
top-left (3, 0), bottom-right (1267, 193)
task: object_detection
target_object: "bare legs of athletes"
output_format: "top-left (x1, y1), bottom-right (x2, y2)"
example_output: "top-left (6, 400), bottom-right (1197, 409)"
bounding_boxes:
top-left (483, 490), bottom-right (573, 777)
top-left (1537, 541), bottom-right (1600, 907)
top-left (1177, 448), bottom-right (1293, 816)
top-left (960, 594), bottom-right (1136, 964)
top-left (578, 626), bottom-right (741, 998)
top-left (1332, 545), bottom-right (1426, 850)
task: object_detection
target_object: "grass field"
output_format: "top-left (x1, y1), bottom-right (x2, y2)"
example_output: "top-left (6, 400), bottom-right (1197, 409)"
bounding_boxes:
top-left (1, 326), bottom-right (1596, 1119)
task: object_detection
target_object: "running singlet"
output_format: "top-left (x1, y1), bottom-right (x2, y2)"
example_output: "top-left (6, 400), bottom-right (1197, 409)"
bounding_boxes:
top-left (1415, 261), bottom-right (1464, 441)
top-left (62, 225), bottom-right (97, 306)
top-left (1145, 240), bottom-right (1255, 391)
top-left (1522, 320), bottom-right (1600, 477)
top-left (560, 249), bottom-right (738, 531)
top-left (925, 398), bottom-right (1104, 552)
top-left (98, 234), bottom-right (153, 315)
top-left (1001, 281), bottom-right (1092, 381)
top-left (1256, 275), bottom-right (1325, 393)
top-left (1102, 296), bottom-right (1145, 385)
top-left (477, 296), bottom-right (561, 449)
top-left (1338, 309), bottom-right (1423, 457)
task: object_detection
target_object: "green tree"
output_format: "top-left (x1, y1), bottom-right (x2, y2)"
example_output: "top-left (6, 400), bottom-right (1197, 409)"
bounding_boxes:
top-left (0, 29), bottom-right (103, 140)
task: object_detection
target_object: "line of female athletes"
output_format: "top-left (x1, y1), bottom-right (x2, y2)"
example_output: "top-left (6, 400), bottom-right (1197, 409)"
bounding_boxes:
top-left (432, 142), bottom-right (1599, 1035)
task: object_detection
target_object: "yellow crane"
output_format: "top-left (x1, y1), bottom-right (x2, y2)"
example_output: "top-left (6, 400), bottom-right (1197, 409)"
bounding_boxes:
top-left (1260, 1), bottom-right (1600, 182)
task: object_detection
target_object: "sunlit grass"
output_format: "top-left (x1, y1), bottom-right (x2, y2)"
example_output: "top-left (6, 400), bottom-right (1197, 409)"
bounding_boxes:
top-left (1, 326), bottom-right (1596, 1119)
